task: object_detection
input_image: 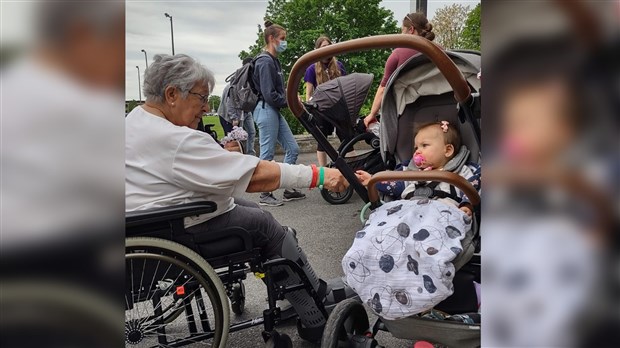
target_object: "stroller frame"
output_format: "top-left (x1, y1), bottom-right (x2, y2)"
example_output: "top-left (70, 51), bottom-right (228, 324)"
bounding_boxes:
top-left (287, 34), bottom-right (477, 206)
top-left (286, 35), bottom-right (481, 348)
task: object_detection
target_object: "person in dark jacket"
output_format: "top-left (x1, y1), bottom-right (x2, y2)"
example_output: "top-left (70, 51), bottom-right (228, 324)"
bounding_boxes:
top-left (252, 20), bottom-right (305, 206)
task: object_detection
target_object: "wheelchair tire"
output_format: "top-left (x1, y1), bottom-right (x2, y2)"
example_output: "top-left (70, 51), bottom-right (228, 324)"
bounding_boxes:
top-left (321, 298), bottom-right (370, 348)
top-left (230, 282), bottom-right (245, 315)
top-left (125, 237), bottom-right (230, 348)
top-left (264, 331), bottom-right (293, 348)
top-left (320, 185), bottom-right (354, 205)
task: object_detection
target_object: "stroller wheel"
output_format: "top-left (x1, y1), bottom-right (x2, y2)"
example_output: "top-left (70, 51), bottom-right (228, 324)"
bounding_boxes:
top-left (321, 185), bottom-right (354, 205)
top-left (370, 137), bottom-right (380, 149)
top-left (321, 298), bottom-right (370, 348)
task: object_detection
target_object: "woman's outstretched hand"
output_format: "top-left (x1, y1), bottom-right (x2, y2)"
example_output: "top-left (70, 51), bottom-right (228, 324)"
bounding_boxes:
top-left (322, 167), bottom-right (349, 192)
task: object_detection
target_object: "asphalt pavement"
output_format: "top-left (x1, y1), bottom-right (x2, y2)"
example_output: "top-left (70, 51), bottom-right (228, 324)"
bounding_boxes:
top-left (224, 152), bottom-right (413, 348)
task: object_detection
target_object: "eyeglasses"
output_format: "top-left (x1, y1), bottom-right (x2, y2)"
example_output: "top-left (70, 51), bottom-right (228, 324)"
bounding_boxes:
top-left (188, 91), bottom-right (209, 105)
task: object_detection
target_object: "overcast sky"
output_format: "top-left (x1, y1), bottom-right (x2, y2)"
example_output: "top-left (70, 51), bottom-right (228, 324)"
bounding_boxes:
top-left (125, 0), bottom-right (479, 101)
top-left (125, 1), bottom-right (480, 101)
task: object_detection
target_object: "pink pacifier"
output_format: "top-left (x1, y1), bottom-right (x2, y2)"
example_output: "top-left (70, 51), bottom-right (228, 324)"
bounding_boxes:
top-left (413, 154), bottom-right (433, 170)
top-left (413, 154), bottom-right (425, 167)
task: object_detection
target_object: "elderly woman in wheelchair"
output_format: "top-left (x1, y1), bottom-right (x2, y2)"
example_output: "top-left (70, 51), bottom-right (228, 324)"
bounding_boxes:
top-left (125, 54), bottom-right (355, 347)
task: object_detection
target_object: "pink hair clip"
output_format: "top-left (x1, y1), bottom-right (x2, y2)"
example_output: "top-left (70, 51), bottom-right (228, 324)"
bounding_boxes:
top-left (440, 120), bottom-right (449, 133)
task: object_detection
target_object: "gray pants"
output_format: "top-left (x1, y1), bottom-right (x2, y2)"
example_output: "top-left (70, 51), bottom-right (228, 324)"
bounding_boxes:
top-left (186, 198), bottom-right (326, 329)
top-left (186, 198), bottom-right (285, 258)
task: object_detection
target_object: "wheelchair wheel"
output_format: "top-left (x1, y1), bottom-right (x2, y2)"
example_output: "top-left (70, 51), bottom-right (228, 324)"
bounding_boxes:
top-left (264, 330), bottom-right (293, 348)
top-left (320, 185), bottom-right (354, 205)
top-left (125, 237), bottom-right (230, 347)
top-left (230, 282), bottom-right (245, 315)
top-left (321, 298), bottom-right (370, 348)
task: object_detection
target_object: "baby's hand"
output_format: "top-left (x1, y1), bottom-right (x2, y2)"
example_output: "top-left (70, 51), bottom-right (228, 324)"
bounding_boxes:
top-left (459, 206), bottom-right (473, 217)
top-left (355, 170), bottom-right (372, 186)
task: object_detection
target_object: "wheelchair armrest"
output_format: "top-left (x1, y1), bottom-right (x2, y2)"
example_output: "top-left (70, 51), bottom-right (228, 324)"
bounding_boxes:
top-left (126, 201), bottom-right (217, 228)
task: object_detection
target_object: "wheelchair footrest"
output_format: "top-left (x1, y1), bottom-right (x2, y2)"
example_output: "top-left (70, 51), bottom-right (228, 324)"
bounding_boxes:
top-left (296, 318), bottom-right (324, 343)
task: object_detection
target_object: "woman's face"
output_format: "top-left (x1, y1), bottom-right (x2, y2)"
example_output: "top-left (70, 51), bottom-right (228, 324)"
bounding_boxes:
top-left (318, 40), bottom-right (332, 63)
top-left (168, 82), bottom-right (209, 129)
top-left (271, 31), bottom-right (287, 50)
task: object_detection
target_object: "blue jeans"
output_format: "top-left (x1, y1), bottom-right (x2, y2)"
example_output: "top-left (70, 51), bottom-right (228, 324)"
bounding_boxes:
top-left (242, 112), bottom-right (256, 156)
top-left (253, 103), bottom-right (299, 164)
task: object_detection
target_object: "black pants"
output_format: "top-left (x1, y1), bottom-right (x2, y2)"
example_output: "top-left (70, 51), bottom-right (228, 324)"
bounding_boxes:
top-left (219, 116), bottom-right (234, 134)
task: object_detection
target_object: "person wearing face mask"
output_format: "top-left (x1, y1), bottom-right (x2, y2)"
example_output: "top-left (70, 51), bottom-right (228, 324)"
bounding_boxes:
top-left (363, 12), bottom-right (436, 128)
top-left (252, 20), bottom-right (306, 206)
top-left (304, 35), bottom-right (348, 167)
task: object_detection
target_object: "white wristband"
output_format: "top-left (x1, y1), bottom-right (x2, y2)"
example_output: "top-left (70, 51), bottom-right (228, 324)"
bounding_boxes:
top-left (277, 163), bottom-right (313, 189)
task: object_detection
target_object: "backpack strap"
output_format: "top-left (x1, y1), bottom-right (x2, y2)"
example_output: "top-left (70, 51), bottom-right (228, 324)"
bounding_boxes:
top-left (224, 71), bottom-right (235, 83)
top-left (251, 52), bottom-right (275, 104)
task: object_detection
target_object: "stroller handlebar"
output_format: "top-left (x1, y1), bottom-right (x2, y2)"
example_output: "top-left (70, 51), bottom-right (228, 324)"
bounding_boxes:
top-left (286, 34), bottom-right (472, 120)
top-left (367, 170), bottom-right (481, 206)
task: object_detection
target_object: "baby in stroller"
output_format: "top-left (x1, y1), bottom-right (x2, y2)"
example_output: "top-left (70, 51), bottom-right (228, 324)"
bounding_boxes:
top-left (348, 120), bottom-right (481, 320)
top-left (356, 120), bottom-right (481, 216)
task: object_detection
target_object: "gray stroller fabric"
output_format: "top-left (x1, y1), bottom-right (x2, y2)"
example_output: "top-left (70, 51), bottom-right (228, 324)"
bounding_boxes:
top-left (391, 60), bottom-right (481, 116)
top-left (306, 73), bottom-right (373, 139)
top-left (379, 50), bottom-right (481, 164)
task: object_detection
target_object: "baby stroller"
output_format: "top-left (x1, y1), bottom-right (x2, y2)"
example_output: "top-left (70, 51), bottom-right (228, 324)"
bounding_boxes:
top-left (304, 73), bottom-right (386, 204)
top-left (286, 35), bottom-right (481, 347)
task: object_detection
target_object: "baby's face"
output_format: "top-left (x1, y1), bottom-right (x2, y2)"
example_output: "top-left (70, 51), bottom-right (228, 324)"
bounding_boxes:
top-left (413, 126), bottom-right (453, 170)
top-left (500, 80), bottom-right (574, 166)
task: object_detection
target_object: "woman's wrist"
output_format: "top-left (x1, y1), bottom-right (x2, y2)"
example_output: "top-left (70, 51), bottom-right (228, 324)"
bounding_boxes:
top-left (277, 163), bottom-right (312, 189)
top-left (310, 164), bottom-right (318, 188)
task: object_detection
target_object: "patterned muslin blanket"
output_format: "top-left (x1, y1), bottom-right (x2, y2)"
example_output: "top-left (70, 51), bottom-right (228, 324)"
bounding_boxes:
top-left (342, 198), bottom-right (472, 320)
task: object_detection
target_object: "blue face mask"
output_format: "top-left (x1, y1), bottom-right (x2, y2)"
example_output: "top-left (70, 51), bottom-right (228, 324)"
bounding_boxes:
top-left (276, 40), bottom-right (287, 53)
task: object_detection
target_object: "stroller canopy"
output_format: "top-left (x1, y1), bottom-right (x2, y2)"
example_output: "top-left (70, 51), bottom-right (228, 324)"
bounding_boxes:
top-left (306, 73), bottom-right (374, 139)
top-left (379, 50), bottom-right (481, 164)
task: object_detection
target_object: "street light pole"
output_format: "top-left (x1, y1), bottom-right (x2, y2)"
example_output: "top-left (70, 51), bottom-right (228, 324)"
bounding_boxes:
top-left (164, 13), bottom-right (175, 55)
top-left (136, 65), bottom-right (142, 103)
top-left (414, 0), bottom-right (428, 17)
top-left (140, 49), bottom-right (148, 69)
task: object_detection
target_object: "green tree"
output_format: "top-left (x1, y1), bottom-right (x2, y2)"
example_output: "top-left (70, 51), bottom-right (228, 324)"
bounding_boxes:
top-left (125, 100), bottom-right (140, 114)
top-left (240, 0), bottom-right (399, 134)
top-left (460, 3), bottom-right (481, 51)
top-left (207, 94), bottom-right (221, 113)
top-left (432, 3), bottom-right (470, 50)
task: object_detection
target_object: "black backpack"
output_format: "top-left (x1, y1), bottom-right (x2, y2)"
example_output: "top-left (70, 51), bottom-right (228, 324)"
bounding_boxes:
top-left (225, 53), bottom-right (271, 112)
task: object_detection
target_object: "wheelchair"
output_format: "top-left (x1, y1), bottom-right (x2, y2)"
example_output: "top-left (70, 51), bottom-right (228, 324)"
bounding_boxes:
top-left (125, 201), bottom-right (330, 347)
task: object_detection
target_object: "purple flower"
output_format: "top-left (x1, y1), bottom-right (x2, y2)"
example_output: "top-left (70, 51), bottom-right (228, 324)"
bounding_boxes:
top-left (220, 126), bottom-right (248, 145)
